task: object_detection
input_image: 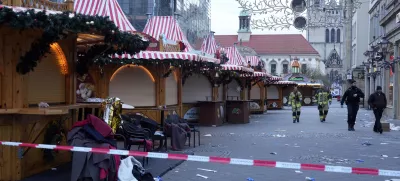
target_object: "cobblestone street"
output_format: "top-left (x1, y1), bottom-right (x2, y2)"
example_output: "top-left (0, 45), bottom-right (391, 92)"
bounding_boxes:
top-left (162, 102), bottom-right (400, 181)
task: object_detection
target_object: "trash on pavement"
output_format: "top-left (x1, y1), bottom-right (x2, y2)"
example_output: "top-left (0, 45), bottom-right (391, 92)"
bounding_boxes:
top-left (320, 151), bottom-right (324, 153)
top-left (362, 142), bottom-right (372, 146)
top-left (355, 159), bottom-right (364, 163)
top-left (196, 174), bottom-right (208, 179)
top-left (390, 123), bottom-right (400, 131)
top-left (394, 157), bottom-right (399, 159)
top-left (197, 168), bottom-right (217, 173)
top-left (154, 176), bottom-right (162, 181)
top-left (247, 178), bottom-right (255, 181)
top-left (295, 170), bottom-right (303, 173)
top-left (230, 133), bottom-right (235, 135)
top-left (305, 177), bottom-right (315, 181)
top-left (270, 152), bottom-right (277, 155)
top-left (382, 155), bottom-right (389, 158)
top-left (272, 134), bottom-right (286, 137)
top-left (380, 143), bottom-right (389, 145)
top-left (203, 134), bottom-right (212, 137)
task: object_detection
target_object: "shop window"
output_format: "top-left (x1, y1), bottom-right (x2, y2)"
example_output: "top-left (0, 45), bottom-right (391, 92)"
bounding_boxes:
top-left (301, 64), bottom-right (307, 74)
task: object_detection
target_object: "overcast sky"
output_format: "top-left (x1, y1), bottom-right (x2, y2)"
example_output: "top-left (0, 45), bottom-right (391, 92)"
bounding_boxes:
top-left (211, 0), bottom-right (305, 36)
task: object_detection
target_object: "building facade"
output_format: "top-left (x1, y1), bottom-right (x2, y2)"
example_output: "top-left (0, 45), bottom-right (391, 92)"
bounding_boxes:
top-left (215, 11), bottom-right (323, 77)
top-left (371, 0), bottom-right (400, 118)
top-left (117, 0), bottom-right (211, 45)
top-left (306, 0), bottom-right (344, 87)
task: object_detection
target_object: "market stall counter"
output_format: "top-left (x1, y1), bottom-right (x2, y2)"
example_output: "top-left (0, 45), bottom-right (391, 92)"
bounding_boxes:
top-left (198, 101), bottom-right (224, 126)
top-left (226, 100), bottom-right (251, 124)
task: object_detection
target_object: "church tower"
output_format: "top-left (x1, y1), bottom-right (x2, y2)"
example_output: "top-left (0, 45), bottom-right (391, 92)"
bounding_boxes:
top-left (238, 10), bottom-right (251, 42)
top-left (306, 0), bottom-right (344, 83)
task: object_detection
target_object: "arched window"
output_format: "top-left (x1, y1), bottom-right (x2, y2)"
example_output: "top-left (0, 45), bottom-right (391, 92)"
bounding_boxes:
top-left (331, 29), bottom-right (335, 43)
top-left (282, 60), bottom-right (289, 74)
top-left (336, 29), bottom-right (341, 43)
top-left (270, 60), bottom-right (277, 75)
top-left (325, 29), bottom-right (330, 43)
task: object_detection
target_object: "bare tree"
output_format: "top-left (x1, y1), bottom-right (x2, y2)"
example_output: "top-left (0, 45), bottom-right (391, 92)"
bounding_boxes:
top-left (303, 67), bottom-right (331, 87)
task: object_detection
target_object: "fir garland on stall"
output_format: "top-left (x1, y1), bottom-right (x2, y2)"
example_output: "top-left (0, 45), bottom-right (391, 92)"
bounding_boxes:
top-left (0, 7), bottom-right (149, 74)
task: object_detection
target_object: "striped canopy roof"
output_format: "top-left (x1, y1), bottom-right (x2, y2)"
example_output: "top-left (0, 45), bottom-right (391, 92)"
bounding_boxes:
top-left (245, 56), bottom-right (261, 67)
top-left (222, 46), bottom-right (246, 66)
top-left (74, 0), bottom-right (136, 32)
top-left (143, 16), bottom-right (193, 52)
top-left (201, 32), bottom-right (218, 55)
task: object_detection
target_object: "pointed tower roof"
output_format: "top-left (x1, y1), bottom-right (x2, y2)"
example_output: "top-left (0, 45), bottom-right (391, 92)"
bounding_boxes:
top-left (201, 31), bottom-right (219, 55)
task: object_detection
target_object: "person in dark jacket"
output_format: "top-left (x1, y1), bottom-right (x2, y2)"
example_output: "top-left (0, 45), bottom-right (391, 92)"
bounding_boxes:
top-left (368, 86), bottom-right (387, 134)
top-left (341, 80), bottom-right (365, 131)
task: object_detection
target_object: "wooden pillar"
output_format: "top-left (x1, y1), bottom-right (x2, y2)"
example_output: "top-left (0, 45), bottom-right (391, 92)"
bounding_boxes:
top-left (240, 79), bottom-right (246, 100)
top-left (212, 86), bottom-right (218, 101)
top-left (222, 84), bottom-right (227, 101)
top-left (156, 65), bottom-right (166, 107)
top-left (260, 83), bottom-right (265, 111)
top-left (66, 0), bottom-right (74, 11)
top-left (11, 0), bottom-right (22, 6)
top-left (177, 68), bottom-right (183, 117)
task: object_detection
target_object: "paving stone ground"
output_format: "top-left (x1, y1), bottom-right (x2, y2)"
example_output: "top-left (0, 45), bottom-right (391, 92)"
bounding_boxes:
top-left (162, 101), bottom-right (400, 181)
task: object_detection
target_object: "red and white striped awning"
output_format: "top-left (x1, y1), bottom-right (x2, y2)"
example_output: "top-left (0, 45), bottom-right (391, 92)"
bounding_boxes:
top-left (0, 5), bottom-right (62, 15)
top-left (112, 51), bottom-right (219, 63)
top-left (269, 76), bottom-right (283, 81)
top-left (222, 46), bottom-right (246, 66)
top-left (143, 16), bottom-right (193, 52)
top-left (241, 71), bottom-right (270, 78)
top-left (270, 81), bottom-right (297, 85)
top-left (245, 56), bottom-right (261, 66)
top-left (221, 65), bottom-right (254, 72)
top-left (201, 32), bottom-right (218, 55)
top-left (74, 0), bottom-right (136, 32)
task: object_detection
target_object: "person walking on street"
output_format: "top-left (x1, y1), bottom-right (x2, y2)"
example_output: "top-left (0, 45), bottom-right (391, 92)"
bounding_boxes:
top-left (316, 87), bottom-right (332, 122)
top-left (289, 86), bottom-right (302, 123)
top-left (368, 86), bottom-right (387, 134)
top-left (341, 80), bottom-right (365, 131)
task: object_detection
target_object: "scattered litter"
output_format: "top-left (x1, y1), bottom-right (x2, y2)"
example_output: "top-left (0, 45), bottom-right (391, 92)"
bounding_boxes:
top-left (300, 131), bottom-right (304, 133)
top-left (382, 155), bottom-right (389, 158)
top-left (270, 152), bottom-right (277, 155)
top-left (390, 123), bottom-right (400, 131)
top-left (247, 178), bottom-right (255, 181)
top-left (394, 157), bottom-right (399, 159)
top-left (212, 125), bottom-right (216, 127)
top-left (285, 144), bottom-right (289, 146)
top-left (174, 170), bottom-right (179, 173)
top-left (355, 159), bottom-right (364, 163)
top-left (295, 170), bottom-right (303, 173)
top-left (272, 134), bottom-right (286, 138)
top-left (320, 151), bottom-right (324, 153)
top-left (362, 142), bottom-right (372, 146)
top-left (380, 143), bottom-right (389, 145)
top-left (305, 177), bottom-right (315, 181)
top-left (196, 174), bottom-right (208, 179)
top-left (252, 143), bottom-right (256, 145)
top-left (294, 146), bottom-right (301, 148)
top-left (385, 179), bottom-right (400, 181)
top-left (203, 134), bottom-right (212, 137)
top-left (51, 168), bottom-right (57, 171)
top-left (275, 129), bottom-right (286, 132)
top-left (197, 168), bottom-right (217, 173)
top-left (154, 176), bottom-right (162, 181)
top-left (230, 133), bottom-right (235, 135)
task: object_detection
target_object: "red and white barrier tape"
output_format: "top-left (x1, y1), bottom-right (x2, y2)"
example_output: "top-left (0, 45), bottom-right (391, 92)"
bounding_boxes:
top-left (1, 141), bottom-right (400, 177)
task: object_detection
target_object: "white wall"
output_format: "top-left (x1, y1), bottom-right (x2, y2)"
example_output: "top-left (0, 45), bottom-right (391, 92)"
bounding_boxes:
top-left (227, 80), bottom-right (241, 100)
top-left (267, 86), bottom-right (279, 99)
top-left (250, 84), bottom-right (261, 99)
top-left (182, 74), bottom-right (212, 103)
top-left (109, 66), bottom-right (155, 107)
top-left (165, 71), bottom-right (178, 105)
top-left (352, 0), bottom-right (369, 68)
top-left (261, 54), bottom-right (325, 76)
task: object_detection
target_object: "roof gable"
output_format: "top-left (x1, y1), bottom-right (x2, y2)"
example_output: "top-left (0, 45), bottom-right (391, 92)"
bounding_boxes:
top-left (214, 34), bottom-right (319, 55)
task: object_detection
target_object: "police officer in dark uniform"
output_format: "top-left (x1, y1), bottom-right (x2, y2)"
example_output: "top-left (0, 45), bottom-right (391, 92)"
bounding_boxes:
top-left (341, 80), bottom-right (365, 131)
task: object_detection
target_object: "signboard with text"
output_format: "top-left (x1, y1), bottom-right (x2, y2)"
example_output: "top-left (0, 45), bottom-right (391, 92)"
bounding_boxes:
top-left (289, 76), bottom-right (304, 81)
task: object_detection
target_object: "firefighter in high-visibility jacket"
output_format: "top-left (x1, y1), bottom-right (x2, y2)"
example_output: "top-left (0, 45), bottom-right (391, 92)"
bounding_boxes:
top-left (288, 86), bottom-right (303, 123)
top-left (316, 87), bottom-right (332, 122)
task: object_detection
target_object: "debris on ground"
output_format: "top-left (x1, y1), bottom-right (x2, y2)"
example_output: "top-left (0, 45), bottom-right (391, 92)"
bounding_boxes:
top-left (272, 134), bottom-right (286, 138)
top-left (382, 155), bottom-right (389, 158)
top-left (295, 170), bottom-right (303, 173)
top-left (381, 143), bottom-right (389, 145)
top-left (230, 133), bottom-right (235, 135)
top-left (197, 168), bottom-right (217, 173)
top-left (305, 177), bottom-right (315, 181)
top-left (196, 174), bottom-right (208, 179)
top-left (247, 178), bottom-right (255, 181)
top-left (362, 141), bottom-right (372, 146)
top-left (203, 134), bottom-right (212, 137)
top-left (355, 159), bottom-right (364, 163)
top-left (270, 152), bottom-right (277, 155)
top-left (390, 123), bottom-right (400, 131)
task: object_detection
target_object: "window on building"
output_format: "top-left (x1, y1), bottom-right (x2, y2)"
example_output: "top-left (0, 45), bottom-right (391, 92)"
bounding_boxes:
top-left (301, 64), bottom-right (307, 74)
top-left (331, 29), bottom-right (335, 43)
top-left (325, 29), bottom-right (330, 43)
top-left (336, 29), bottom-right (341, 43)
top-left (270, 61), bottom-right (277, 75)
top-left (282, 62), bottom-right (289, 74)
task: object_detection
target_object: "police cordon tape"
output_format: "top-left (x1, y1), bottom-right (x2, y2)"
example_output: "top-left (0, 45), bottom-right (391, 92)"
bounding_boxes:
top-left (1, 141), bottom-right (400, 178)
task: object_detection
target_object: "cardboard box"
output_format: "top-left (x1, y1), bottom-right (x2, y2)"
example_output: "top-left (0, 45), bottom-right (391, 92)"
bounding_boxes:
top-left (382, 122), bottom-right (390, 132)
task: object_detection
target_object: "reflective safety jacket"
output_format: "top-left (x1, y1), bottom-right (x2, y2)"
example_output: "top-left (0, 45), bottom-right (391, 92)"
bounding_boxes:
top-left (289, 91), bottom-right (303, 108)
top-left (316, 91), bottom-right (332, 105)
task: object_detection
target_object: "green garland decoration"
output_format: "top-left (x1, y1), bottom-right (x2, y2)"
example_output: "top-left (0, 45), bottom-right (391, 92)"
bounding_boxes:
top-left (0, 7), bottom-right (149, 74)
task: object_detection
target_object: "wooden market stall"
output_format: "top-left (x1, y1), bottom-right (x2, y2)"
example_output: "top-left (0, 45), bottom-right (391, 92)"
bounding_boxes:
top-left (0, 0), bottom-right (150, 180)
top-left (266, 81), bottom-right (298, 109)
top-left (282, 75), bottom-right (323, 106)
